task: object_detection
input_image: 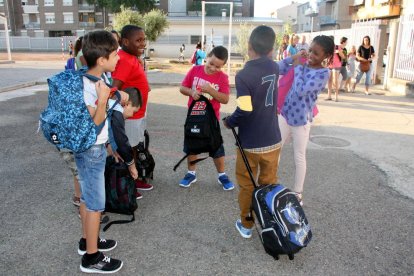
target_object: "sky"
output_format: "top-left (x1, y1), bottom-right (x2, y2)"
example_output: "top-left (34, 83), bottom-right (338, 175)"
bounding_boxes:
top-left (254, 0), bottom-right (308, 17)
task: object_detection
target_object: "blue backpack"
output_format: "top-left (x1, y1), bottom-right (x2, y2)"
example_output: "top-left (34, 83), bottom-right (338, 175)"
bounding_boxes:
top-left (65, 57), bottom-right (76, 70)
top-left (40, 70), bottom-right (119, 153)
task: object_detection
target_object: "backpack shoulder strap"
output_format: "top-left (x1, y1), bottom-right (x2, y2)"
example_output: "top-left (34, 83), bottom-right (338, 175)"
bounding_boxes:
top-left (102, 213), bottom-right (135, 232)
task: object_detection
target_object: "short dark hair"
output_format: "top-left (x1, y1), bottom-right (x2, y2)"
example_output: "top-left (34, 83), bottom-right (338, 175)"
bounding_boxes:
top-left (207, 46), bottom-right (228, 64)
top-left (120, 25), bottom-right (143, 40)
top-left (312, 35), bottom-right (335, 64)
top-left (340, 37), bottom-right (348, 44)
top-left (249, 26), bottom-right (275, 56)
top-left (123, 87), bottom-right (142, 108)
top-left (82, 31), bottom-right (118, 68)
top-left (74, 36), bottom-right (83, 57)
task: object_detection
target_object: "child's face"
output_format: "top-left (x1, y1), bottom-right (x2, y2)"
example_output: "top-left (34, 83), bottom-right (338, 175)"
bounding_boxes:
top-left (102, 50), bottom-right (119, 72)
top-left (123, 102), bottom-right (140, 119)
top-left (122, 30), bottom-right (146, 56)
top-left (204, 54), bottom-right (225, 75)
top-left (308, 42), bottom-right (328, 67)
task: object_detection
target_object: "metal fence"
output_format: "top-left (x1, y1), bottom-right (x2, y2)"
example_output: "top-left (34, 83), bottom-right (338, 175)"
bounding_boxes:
top-left (393, 13), bottom-right (414, 81)
top-left (0, 36), bottom-right (77, 51)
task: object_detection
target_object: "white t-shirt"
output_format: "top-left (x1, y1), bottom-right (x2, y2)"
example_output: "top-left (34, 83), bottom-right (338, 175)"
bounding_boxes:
top-left (83, 76), bottom-right (108, 145)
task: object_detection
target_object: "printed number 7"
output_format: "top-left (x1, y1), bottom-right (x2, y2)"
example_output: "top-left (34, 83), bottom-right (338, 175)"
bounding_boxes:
top-left (262, 74), bottom-right (276, 107)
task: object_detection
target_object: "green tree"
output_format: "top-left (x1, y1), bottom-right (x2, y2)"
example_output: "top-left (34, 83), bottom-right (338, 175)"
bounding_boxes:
top-left (113, 6), bottom-right (144, 32)
top-left (87, 0), bottom-right (156, 13)
top-left (234, 23), bottom-right (253, 61)
top-left (113, 7), bottom-right (168, 43)
top-left (143, 9), bottom-right (168, 42)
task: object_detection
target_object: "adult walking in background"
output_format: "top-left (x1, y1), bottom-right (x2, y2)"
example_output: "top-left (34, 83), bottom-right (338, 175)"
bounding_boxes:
top-left (297, 35), bottom-right (309, 53)
top-left (326, 37), bottom-right (347, 102)
top-left (352, 36), bottom-right (375, 95)
top-left (278, 34), bottom-right (290, 60)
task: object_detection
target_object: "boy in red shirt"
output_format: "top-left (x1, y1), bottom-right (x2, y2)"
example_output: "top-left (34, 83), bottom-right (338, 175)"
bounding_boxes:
top-left (179, 46), bottom-right (234, 191)
top-left (112, 25), bottom-right (153, 198)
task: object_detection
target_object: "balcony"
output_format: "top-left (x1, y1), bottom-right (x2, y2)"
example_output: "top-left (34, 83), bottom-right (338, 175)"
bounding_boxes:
top-left (78, 4), bottom-right (95, 12)
top-left (79, 22), bottom-right (96, 28)
top-left (352, 0), bottom-right (364, 6)
top-left (22, 5), bottom-right (39, 14)
top-left (305, 8), bottom-right (319, 17)
top-left (319, 15), bottom-right (337, 26)
top-left (326, 0), bottom-right (337, 2)
top-left (24, 22), bottom-right (41, 29)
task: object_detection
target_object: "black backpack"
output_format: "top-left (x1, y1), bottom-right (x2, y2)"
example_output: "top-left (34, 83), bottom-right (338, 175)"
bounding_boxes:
top-left (174, 95), bottom-right (223, 171)
top-left (134, 130), bottom-right (155, 182)
top-left (103, 156), bottom-right (138, 231)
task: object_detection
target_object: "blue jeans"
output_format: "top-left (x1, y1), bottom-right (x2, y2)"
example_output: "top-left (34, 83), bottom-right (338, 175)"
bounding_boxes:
top-left (355, 63), bottom-right (373, 86)
top-left (74, 144), bottom-right (107, 212)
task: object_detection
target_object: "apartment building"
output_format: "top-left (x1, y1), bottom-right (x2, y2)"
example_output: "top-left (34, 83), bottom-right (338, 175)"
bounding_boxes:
top-left (0, 0), bottom-right (108, 37)
top-left (157, 0), bottom-right (254, 17)
top-left (296, 0), bottom-right (353, 33)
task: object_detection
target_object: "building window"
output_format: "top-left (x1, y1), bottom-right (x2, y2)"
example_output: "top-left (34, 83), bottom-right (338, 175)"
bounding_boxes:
top-left (154, 0), bottom-right (160, 5)
top-left (63, 13), bottom-right (74, 23)
top-left (63, 0), bottom-right (72, 6)
top-left (44, 0), bottom-right (54, 6)
top-left (0, 0), bottom-right (4, 6)
top-left (45, 13), bottom-right (55, 24)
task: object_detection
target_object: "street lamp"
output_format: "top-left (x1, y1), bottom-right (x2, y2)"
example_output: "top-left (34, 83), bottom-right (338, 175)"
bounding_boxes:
top-left (0, 14), bottom-right (12, 61)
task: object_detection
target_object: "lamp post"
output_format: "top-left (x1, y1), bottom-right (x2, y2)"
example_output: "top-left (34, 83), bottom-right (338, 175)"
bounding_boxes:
top-left (0, 14), bottom-right (12, 61)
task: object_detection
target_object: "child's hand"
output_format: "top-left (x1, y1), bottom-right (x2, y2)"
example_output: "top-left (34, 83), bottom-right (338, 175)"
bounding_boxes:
top-left (191, 89), bottom-right (201, 100)
top-left (200, 83), bottom-right (214, 95)
top-left (128, 164), bottom-right (138, 180)
top-left (118, 90), bottom-right (129, 106)
top-left (222, 117), bottom-right (230, 129)
top-left (292, 51), bottom-right (307, 66)
top-left (96, 80), bottom-right (111, 104)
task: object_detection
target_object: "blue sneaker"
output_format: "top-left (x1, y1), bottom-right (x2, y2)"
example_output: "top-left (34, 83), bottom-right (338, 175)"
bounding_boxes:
top-left (235, 219), bottom-right (252, 239)
top-left (179, 173), bottom-right (197, 188)
top-left (218, 174), bottom-right (234, 191)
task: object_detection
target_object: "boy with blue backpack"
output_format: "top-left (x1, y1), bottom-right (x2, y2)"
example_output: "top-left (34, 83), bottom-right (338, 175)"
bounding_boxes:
top-left (74, 30), bottom-right (123, 273)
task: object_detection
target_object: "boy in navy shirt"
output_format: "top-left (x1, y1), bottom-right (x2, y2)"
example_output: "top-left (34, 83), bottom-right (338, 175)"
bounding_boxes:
top-left (224, 26), bottom-right (303, 238)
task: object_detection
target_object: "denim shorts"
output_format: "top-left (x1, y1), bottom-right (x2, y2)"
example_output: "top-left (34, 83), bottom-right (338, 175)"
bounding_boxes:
top-left (74, 144), bottom-right (107, 212)
top-left (183, 143), bottom-right (225, 159)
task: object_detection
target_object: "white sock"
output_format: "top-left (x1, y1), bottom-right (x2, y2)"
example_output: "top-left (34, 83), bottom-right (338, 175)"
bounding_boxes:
top-left (218, 172), bottom-right (226, 178)
top-left (188, 170), bottom-right (196, 176)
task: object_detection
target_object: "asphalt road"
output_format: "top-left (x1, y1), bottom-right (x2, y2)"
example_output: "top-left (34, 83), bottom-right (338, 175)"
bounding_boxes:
top-left (0, 85), bottom-right (413, 275)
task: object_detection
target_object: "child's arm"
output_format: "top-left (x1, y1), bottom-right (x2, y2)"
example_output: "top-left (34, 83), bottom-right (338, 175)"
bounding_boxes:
top-left (199, 83), bottom-right (229, 104)
top-left (224, 76), bottom-right (251, 128)
top-left (296, 69), bottom-right (329, 97)
top-left (87, 81), bottom-right (110, 125)
top-left (180, 85), bottom-right (200, 101)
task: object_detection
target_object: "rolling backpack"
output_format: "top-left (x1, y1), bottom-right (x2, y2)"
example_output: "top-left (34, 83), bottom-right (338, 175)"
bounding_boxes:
top-left (39, 70), bottom-right (119, 153)
top-left (173, 95), bottom-right (223, 171)
top-left (103, 156), bottom-right (138, 232)
top-left (231, 128), bottom-right (312, 260)
top-left (134, 130), bottom-right (155, 182)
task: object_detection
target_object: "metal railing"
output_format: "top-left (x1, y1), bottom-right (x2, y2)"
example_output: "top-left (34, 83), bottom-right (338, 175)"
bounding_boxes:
top-left (393, 14), bottom-right (414, 81)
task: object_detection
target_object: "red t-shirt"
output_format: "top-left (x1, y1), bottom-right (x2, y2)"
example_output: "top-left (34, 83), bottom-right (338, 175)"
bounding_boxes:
top-left (112, 49), bottom-right (150, 120)
top-left (181, 65), bottom-right (230, 120)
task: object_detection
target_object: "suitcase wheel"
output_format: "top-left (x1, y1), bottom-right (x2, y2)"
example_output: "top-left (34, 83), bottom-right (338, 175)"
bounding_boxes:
top-left (288, 254), bottom-right (294, 260)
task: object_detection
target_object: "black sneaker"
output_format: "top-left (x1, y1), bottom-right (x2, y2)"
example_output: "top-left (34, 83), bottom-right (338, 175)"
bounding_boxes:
top-left (78, 237), bottom-right (117, 256)
top-left (80, 252), bottom-right (123, 274)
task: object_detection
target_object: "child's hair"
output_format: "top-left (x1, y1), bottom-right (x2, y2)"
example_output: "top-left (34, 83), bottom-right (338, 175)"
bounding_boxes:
top-left (289, 34), bottom-right (299, 46)
top-left (311, 35), bottom-right (335, 64)
top-left (207, 46), bottom-right (228, 64)
top-left (111, 30), bottom-right (121, 45)
top-left (340, 37), bottom-right (348, 44)
top-left (123, 87), bottom-right (142, 108)
top-left (82, 31), bottom-right (118, 68)
top-left (121, 25), bottom-right (143, 40)
top-left (196, 41), bottom-right (202, 49)
top-left (249, 25), bottom-right (275, 56)
top-left (74, 36), bottom-right (83, 57)
top-left (349, 45), bottom-right (357, 55)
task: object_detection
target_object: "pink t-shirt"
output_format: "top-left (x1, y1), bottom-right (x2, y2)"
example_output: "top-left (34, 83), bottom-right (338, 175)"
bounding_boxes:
top-left (332, 45), bottom-right (343, 68)
top-left (181, 65), bottom-right (230, 120)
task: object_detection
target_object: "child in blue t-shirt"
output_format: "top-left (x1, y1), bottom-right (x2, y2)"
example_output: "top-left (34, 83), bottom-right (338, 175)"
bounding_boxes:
top-left (279, 35), bottom-right (334, 206)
